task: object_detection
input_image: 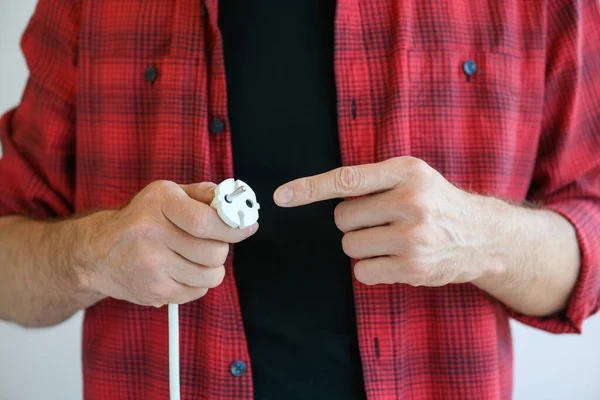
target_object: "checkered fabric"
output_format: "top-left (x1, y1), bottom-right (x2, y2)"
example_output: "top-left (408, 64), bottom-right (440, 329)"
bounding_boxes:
top-left (1, 0), bottom-right (599, 399)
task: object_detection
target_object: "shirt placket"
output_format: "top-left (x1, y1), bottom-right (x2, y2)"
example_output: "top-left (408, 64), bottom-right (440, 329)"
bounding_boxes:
top-left (200, 1), bottom-right (254, 398)
top-left (334, 1), bottom-right (398, 399)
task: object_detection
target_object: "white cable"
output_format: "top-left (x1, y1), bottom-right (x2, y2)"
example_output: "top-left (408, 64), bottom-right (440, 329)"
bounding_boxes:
top-left (168, 303), bottom-right (180, 400)
top-left (168, 178), bottom-right (260, 400)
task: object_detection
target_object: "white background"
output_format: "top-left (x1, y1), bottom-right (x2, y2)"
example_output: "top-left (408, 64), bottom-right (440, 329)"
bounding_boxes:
top-left (1, 1), bottom-right (599, 399)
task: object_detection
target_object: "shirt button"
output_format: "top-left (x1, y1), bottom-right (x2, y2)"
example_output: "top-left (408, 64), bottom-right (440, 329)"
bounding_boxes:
top-left (230, 361), bottom-right (247, 377)
top-left (145, 65), bottom-right (158, 83)
top-left (463, 60), bottom-right (477, 76)
top-left (210, 119), bottom-right (225, 134)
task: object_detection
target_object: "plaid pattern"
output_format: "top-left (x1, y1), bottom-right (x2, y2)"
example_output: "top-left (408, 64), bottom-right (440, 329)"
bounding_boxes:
top-left (1, 0), bottom-right (600, 399)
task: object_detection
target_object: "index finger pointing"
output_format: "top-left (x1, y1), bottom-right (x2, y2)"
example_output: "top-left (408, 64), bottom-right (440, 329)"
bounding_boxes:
top-left (274, 158), bottom-right (406, 207)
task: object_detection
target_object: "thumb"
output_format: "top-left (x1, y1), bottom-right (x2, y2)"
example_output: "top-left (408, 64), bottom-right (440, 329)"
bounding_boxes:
top-left (180, 182), bottom-right (217, 205)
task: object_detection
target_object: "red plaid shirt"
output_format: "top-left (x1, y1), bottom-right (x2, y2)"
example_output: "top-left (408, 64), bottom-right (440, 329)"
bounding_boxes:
top-left (2, 0), bottom-right (600, 399)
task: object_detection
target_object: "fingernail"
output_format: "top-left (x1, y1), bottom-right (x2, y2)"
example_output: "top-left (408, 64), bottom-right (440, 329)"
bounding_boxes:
top-left (274, 186), bottom-right (292, 204)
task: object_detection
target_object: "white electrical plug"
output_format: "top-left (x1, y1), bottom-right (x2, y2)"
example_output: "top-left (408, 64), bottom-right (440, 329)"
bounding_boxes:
top-left (210, 178), bottom-right (260, 229)
top-left (170, 178), bottom-right (259, 400)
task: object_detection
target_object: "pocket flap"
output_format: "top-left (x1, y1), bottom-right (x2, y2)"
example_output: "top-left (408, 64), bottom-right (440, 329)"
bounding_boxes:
top-left (408, 50), bottom-right (522, 93)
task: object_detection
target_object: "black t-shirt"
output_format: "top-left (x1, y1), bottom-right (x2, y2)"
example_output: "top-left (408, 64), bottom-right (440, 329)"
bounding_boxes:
top-left (219, 2), bottom-right (367, 400)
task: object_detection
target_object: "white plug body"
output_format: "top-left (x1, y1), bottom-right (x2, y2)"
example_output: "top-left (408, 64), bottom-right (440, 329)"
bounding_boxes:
top-left (210, 178), bottom-right (260, 229)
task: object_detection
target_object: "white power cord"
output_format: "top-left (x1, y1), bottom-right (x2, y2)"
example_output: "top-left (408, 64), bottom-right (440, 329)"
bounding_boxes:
top-left (168, 303), bottom-right (180, 400)
top-left (168, 179), bottom-right (260, 400)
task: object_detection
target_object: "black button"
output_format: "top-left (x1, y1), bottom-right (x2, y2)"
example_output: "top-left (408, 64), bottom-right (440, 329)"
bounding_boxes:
top-left (230, 360), bottom-right (247, 377)
top-left (463, 60), bottom-right (477, 76)
top-left (210, 119), bottom-right (225, 134)
top-left (145, 66), bottom-right (158, 83)
top-left (201, 4), bottom-right (207, 17)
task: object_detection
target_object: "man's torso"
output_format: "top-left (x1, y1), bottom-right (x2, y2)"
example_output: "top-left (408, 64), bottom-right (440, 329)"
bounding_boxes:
top-left (74, 1), bottom-right (546, 398)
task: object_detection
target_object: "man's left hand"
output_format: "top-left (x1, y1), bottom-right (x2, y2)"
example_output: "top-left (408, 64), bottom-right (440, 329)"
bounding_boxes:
top-left (273, 156), bottom-right (505, 287)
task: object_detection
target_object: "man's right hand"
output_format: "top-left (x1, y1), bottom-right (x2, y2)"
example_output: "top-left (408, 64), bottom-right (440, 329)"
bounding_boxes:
top-left (80, 180), bottom-right (257, 308)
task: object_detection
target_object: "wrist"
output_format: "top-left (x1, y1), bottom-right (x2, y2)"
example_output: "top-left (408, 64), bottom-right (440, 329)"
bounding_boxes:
top-left (467, 193), bottom-right (517, 287)
top-left (64, 210), bottom-right (118, 296)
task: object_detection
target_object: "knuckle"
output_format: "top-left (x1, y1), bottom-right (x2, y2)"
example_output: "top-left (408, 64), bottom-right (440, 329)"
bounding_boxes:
top-left (405, 157), bottom-right (429, 175)
top-left (213, 243), bottom-right (230, 266)
top-left (430, 265), bottom-right (450, 286)
top-left (341, 234), bottom-right (357, 258)
top-left (354, 262), bottom-right (380, 285)
top-left (378, 259), bottom-right (400, 285)
top-left (229, 234), bottom-right (244, 244)
top-left (132, 293), bottom-right (151, 306)
top-left (147, 282), bottom-right (172, 300)
top-left (412, 198), bottom-right (433, 221)
top-left (333, 203), bottom-right (346, 231)
top-left (139, 188), bottom-right (157, 204)
top-left (408, 226), bottom-right (435, 248)
top-left (391, 156), bottom-right (406, 170)
top-left (196, 288), bottom-right (210, 299)
top-left (190, 211), bottom-right (209, 236)
top-left (304, 178), bottom-right (318, 201)
top-left (405, 157), bottom-right (434, 185)
top-left (140, 298), bottom-right (164, 308)
top-left (353, 263), bottom-right (369, 284)
top-left (130, 216), bottom-right (163, 241)
top-left (140, 298), bottom-right (157, 307)
top-left (140, 251), bottom-right (163, 274)
top-left (228, 228), bottom-right (251, 244)
top-left (143, 181), bottom-right (172, 203)
top-left (407, 262), bottom-right (432, 286)
top-left (151, 180), bottom-right (177, 193)
top-left (205, 267), bottom-right (226, 288)
top-left (335, 166), bottom-right (361, 196)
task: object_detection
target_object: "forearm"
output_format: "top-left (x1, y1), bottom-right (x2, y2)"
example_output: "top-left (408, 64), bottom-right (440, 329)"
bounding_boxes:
top-left (472, 196), bottom-right (581, 317)
top-left (0, 214), bottom-right (106, 327)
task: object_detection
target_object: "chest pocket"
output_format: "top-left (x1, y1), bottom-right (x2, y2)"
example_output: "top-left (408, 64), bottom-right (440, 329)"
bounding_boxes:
top-left (80, 0), bottom-right (176, 60)
top-left (407, 50), bottom-right (538, 192)
top-left (408, 51), bottom-right (522, 109)
top-left (76, 55), bottom-right (205, 208)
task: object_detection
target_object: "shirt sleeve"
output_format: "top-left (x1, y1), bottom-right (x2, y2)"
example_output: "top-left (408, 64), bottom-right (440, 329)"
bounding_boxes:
top-left (509, 0), bottom-right (600, 334)
top-left (0, 0), bottom-right (81, 219)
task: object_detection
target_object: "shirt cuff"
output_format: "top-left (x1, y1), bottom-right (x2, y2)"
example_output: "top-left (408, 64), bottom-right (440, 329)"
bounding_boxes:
top-left (508, 199), bottom-right (600, 334)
